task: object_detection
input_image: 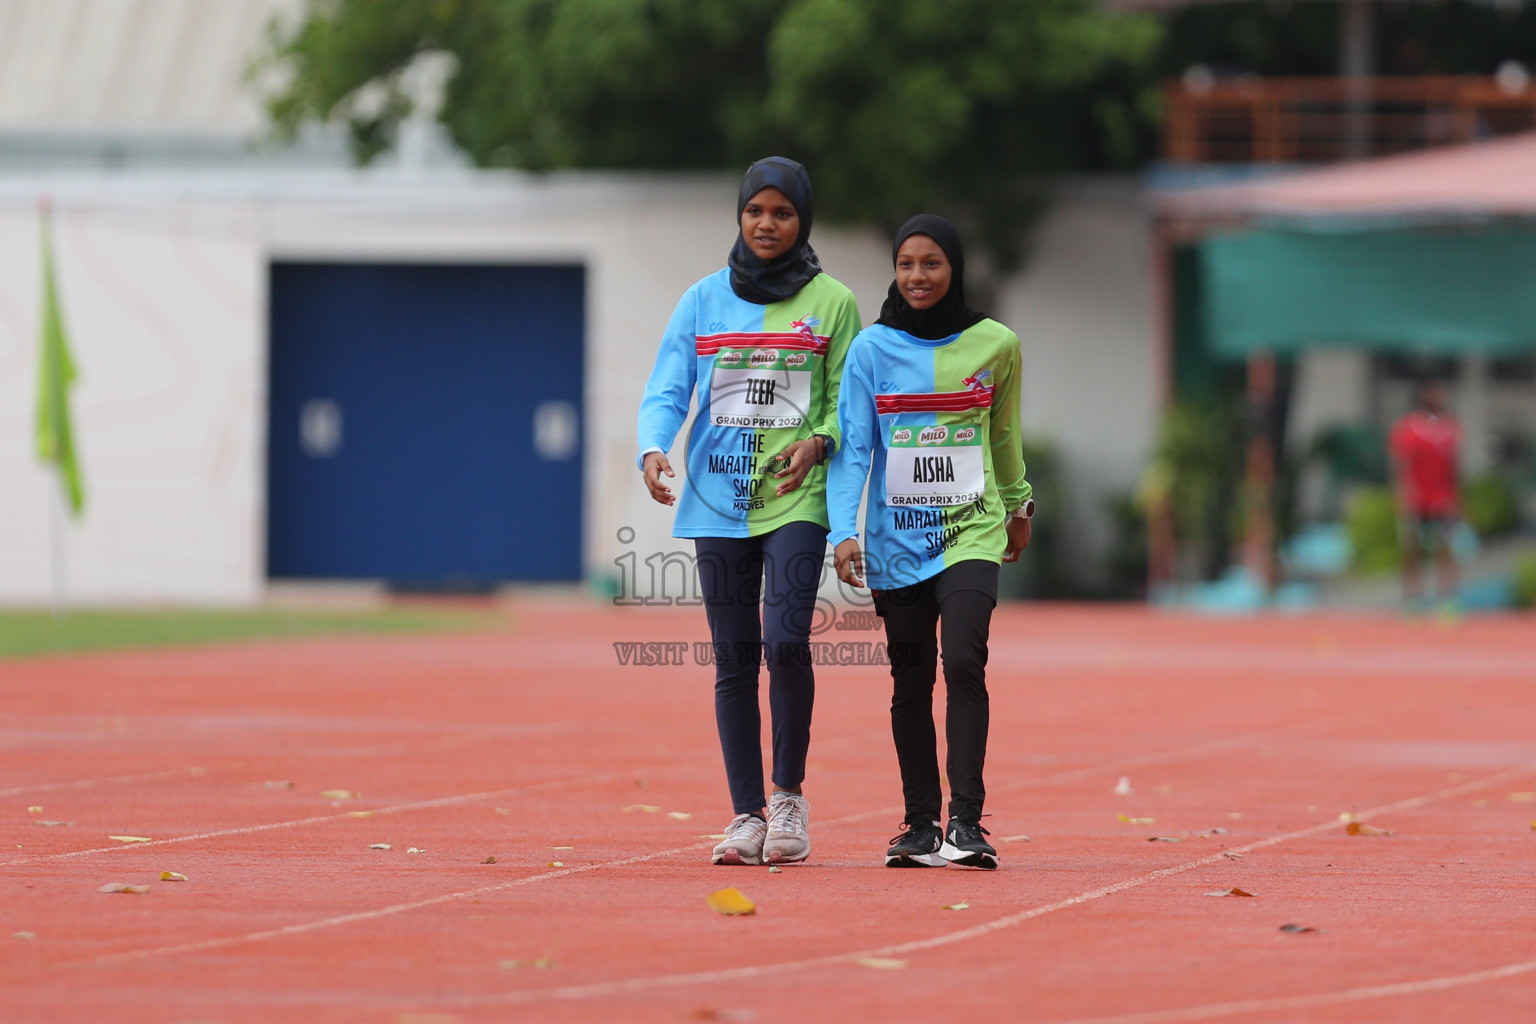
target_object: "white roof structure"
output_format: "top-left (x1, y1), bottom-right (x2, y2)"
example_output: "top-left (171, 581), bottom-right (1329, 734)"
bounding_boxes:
top-left (1159, 130), bottom-right (1536, 221)
top-left (0, 0), bottom-right (299, 134)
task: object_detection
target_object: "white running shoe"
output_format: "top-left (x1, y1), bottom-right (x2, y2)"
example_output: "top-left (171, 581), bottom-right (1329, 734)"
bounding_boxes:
top-left (712, 813), bottom-right (768, 866)
top-left (764, 791), bottom-right (811, 864)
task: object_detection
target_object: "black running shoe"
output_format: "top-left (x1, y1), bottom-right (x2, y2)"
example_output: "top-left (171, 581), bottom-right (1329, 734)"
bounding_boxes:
top-left (940, 819), bottom-right (998, 869)
top-left (885, 820), bottom-right (947, 867)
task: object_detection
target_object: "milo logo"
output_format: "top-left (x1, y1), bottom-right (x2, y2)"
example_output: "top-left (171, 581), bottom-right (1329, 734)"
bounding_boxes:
top-left (718, 349), bottom-right (744, 367)
top-left (892, 428), bottom-right (913, 444)
top-left (749, 349), bottom-right (779, 368)
top-left (954, 427), bottom-right (977, 443)
top-left (918, 426), bottom-right (949, 446)
top-left (784, 352), bottom-right (808, 369)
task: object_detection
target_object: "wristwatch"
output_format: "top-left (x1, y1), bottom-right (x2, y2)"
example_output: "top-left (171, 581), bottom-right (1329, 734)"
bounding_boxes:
top-left (812, 433), bottom-right (836, 465)
top-left (1009, 500), bottom-right (1036, 521)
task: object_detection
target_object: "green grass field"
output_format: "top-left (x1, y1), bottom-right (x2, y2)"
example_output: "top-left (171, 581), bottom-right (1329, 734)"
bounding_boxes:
top-left (0, 605), bottom-right (500, 659)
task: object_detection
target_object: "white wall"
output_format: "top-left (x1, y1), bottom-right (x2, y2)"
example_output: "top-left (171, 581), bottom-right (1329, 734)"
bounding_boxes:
top-left (997, 178), bottom-right (1157, 587)
top-left (0, 191), bottom-right (264, 603)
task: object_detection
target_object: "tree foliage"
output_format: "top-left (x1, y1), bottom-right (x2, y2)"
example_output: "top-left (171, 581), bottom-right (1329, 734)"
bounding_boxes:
top-left (259, 0), bottom-right (1162, 271)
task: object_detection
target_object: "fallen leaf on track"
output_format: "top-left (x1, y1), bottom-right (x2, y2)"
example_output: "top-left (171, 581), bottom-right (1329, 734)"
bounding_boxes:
top-left (697, 833), bottom-right (728, 840)
top-left (370, 843), bottom-right (392, 851)
top-left (347, 810), bottom-right (374, 818)
top-left (406, 847), bottom-right (423, 854)
top-left (159, 871), bottom-right (187, 882)
top-left (13, 932), bottom-right (36, 941)
top-left (321, 790), bottom-right (355, 801)
top-left (1279, 923), bottom-right (1320, 933)
top-left (263, 780), bottom-right (293, 790)
top-left (26, 806), bottom-right (42, 814)
top-left (548, 861), bottom-right (563, 867)
top-left (34, 821), bottom-right (71, 827)
top-left (1205, 888), bottom-right (1255, 897)
top-left (623, 804), bottom-right (661, 814)
top-left (494, 807), bottom-right (510, 816)
top-left (1220, 852), bottom-right (1244, 860)
top-left (767, 866), bottom-right (781, 874)
top-left (1337, 812), bottom-right (1357, 822)
top-left (942, 902), bottom-right (969, 910)
top-left (669, 811), bottom-right (693, 820)
top-left (98, 883), bottom-right (150, 894)
top-left (1148, 836), bottom-right (1182, 843)
top-left (551, 846), bottom-right (574, 850)
top-left (1346, 822), bottom-right (1393, 836)
top-left (1113, 777), bottom-right (1133, 796)
top-left (999, 834), bottom-right (1032, 843)
top-left (853, 957), bottom-right (906, 970)
top-left (481, 856), bottom-right (497, 864)
top-left (107, 836), bottom-right (152, 844)
top-left (1118, 814), bottom-right (1154, 825)
top-left (706, 888), bottom-right (756, 916)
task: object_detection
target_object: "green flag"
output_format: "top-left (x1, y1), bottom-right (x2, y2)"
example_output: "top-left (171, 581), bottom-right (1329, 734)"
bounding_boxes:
top-left (35, 205), bottom-right (84, 517)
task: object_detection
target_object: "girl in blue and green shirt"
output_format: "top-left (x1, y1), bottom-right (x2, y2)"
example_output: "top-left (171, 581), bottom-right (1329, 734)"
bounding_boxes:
top-left (638, 157), bottom-right (860, 866)
top-left (829, 215), bottom-right (1033, 870)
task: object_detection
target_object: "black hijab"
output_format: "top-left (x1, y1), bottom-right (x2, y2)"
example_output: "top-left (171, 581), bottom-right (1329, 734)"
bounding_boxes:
top-left (727, 156), bottom-right (822, 304)
top-left (876, 214), bottom-right (986, 340)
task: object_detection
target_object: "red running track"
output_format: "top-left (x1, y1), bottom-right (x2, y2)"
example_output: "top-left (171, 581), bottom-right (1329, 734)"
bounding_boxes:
top-left (2, 601), bottom-right (1535, 1023)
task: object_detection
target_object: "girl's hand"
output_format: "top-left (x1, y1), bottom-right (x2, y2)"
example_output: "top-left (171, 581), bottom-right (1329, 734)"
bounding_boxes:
top-left (643, 452), bottom-right (676, 506)
top-left (834, 538), bottom-right (866, 588)
top-left (771, 437), bottom-right (824, 497)
top-left (1002, 515), bottom-right (1032, 562)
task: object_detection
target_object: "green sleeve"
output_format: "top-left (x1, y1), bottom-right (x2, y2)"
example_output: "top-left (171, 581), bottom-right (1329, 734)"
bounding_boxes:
top-left (990, 334), bottom-right (1031, 512)
top-left (814, 290), bottom-right (861, 451)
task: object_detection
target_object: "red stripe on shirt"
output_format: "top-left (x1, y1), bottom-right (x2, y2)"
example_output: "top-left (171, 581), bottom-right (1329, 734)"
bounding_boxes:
top-left (695, 332), bottom-right (830, 356)
top-left (875, 390), bottom-right (993, 414)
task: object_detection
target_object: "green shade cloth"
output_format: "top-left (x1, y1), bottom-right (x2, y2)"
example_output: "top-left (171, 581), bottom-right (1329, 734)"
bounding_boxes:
top-left (35, 207), bottom-right (84, 517)
top-left (1201, 226), bottom-right (1536, 360)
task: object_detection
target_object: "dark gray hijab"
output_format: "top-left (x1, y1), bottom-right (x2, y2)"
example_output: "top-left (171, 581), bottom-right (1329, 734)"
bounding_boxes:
top-left (727, 156), bottom-right (822, 305)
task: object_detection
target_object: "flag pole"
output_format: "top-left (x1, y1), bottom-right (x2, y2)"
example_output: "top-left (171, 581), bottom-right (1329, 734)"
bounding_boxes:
top-left (49, 468), bottom-right (66, 614)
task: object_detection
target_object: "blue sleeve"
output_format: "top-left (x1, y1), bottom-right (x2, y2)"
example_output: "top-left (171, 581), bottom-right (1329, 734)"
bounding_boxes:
top-left (636, 288), bottom-right (698, 468)
top-left (826, 336), bottom-right (876, 547)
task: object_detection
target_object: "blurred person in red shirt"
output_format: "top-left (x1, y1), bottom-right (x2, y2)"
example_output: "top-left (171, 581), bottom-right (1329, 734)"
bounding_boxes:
top-left (1388, 382), bottom-right (1461, 609)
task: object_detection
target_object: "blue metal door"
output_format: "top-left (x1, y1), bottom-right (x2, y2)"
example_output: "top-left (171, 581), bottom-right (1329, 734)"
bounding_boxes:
top-left (267, 262), bottom-right (584, 585)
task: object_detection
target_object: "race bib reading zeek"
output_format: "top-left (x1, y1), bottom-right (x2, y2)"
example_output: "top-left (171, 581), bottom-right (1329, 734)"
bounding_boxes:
top-left (884, 422), bottom-right (985, 507)
top-left (709, 347), bottom-right (813, 429)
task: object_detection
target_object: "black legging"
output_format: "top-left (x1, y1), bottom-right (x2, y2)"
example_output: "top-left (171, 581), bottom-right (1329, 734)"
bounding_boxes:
top-left (875, 559), bottom-right (998, 825)
top-left (695, 520), bottom-right (825, 815)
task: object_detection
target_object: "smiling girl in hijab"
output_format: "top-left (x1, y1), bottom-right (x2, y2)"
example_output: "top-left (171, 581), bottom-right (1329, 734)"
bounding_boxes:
top-left (637, 157), bottom-right (861, 866)
top-left (827, 214), bottom-right (1033, 870)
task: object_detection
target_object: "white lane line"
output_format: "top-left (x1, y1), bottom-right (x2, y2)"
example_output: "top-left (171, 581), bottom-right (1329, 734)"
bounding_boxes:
top-left (422, 761), bottom-right (1536, 1009)
top-left (1038, 958), bottom-right (1536, 1024)
top-left (0, 760), bottom-right (708, 868)
top-left (0, 766), bottom-right (200, 799)
top-left (3, 727), bottom-right (897, 868)
top-left (75, 717), bottom-right (1351, 968)
top-left (0, 723), bottom-right (566, 798)
top-left (93, 841), bottom-right (712, 965)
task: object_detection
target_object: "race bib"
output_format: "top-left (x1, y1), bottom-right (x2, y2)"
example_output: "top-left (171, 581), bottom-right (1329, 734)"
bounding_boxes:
top-left (709, 347), bottom-right (813, 429)
top-left (884, 422), bottom-right (985, 507)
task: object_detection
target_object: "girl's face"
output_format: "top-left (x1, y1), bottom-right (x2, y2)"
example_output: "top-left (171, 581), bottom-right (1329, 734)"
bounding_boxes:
top-left (740, 187), bottom-right (800, 261)
top-left (895, 234), bottom-right (951, 310)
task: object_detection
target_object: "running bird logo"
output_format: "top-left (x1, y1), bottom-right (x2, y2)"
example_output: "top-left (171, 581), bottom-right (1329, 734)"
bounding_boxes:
top-left (789, 314), bottom-right (823, 341)
top-left (963, 368), bottom-right (995, 395)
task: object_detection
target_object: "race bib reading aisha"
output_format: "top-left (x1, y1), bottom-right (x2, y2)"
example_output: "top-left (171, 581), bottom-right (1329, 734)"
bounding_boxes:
top-left (709, 347), bottom-right (813, 429)
top-left (884, 422), bottom-right (985, 507)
